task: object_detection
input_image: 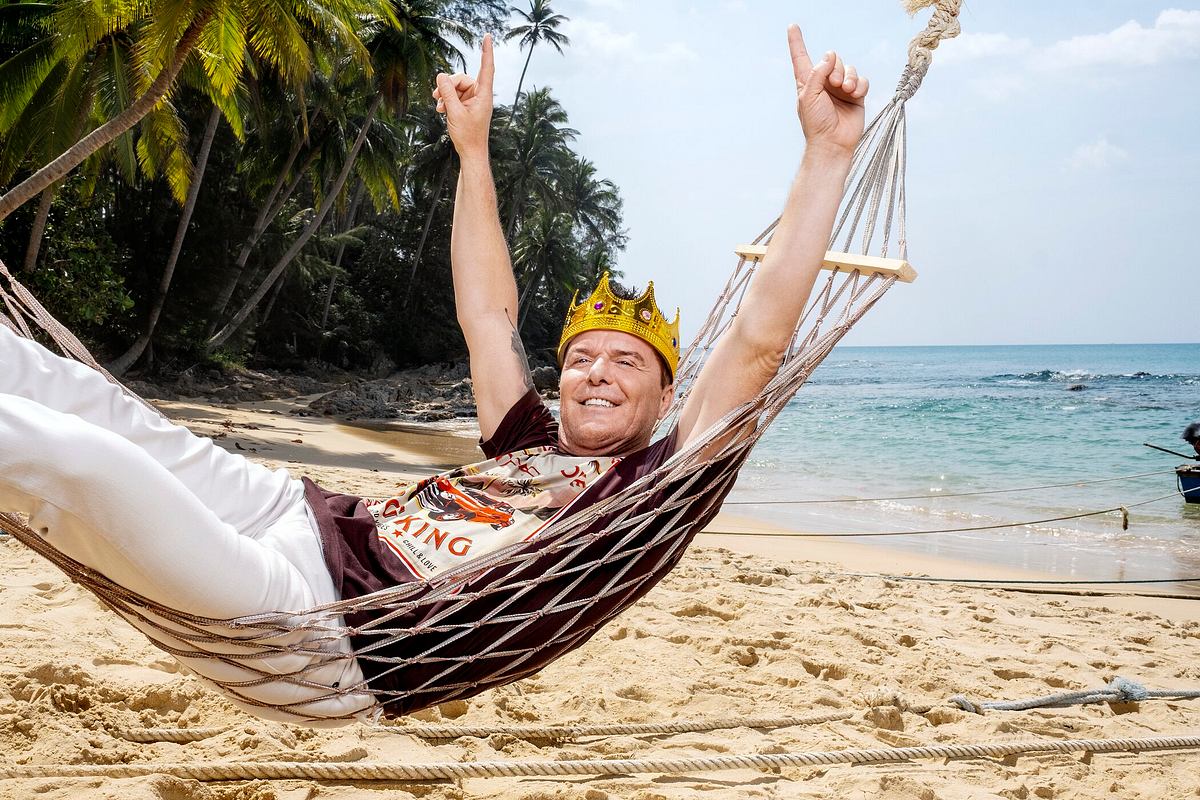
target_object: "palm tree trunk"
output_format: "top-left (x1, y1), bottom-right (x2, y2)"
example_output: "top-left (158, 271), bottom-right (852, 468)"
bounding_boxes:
top-left (109, 104), bottom-right (221, 375)
top-left (22, 185), bottom-right (56, 272)
top-left (319, 180), bottom-right (366, 333)
top-left (402, 160), bottom-right (452, 308)
top-left (205, 134), bottom-right (310, 337)
top-left (0, 13), bottom-right (211, 222)
top-left (207, 93), bottom-right (383, 351)
top-left (508, 46), bottom-right (535, 126)
top-left (516, 265), bottom-right (543, 332)
top-left (260, 269), bottom-right (288, 326)
top-left (506, 189), bottom-right (525, 241)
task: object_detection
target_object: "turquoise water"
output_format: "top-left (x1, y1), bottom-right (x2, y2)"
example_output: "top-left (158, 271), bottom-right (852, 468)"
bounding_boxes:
top-left (728, 343), bottom-right (1200, 587)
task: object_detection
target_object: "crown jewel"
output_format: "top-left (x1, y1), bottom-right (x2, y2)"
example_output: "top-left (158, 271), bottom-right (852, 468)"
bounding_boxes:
top-left (557, 272), bottom-right (681, 379)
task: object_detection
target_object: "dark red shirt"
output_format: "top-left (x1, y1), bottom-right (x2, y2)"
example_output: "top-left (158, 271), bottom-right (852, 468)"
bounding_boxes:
top-left (304, 389), bottom-right (733, 715)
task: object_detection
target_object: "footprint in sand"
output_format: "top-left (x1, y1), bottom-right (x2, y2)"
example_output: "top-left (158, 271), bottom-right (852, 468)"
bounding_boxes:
top-left (671, 601), bottom-right (738, 622)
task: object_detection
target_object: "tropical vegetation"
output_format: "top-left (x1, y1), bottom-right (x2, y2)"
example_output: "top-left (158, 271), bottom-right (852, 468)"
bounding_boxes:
top-left (0, 0), bottom-right (625, 376)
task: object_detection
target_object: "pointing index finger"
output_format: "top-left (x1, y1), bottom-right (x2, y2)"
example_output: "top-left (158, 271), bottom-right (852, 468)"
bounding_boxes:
top-left (788, 24), bottom-right (813, 84)
top-left (477, 33), bottom-right (495, 95)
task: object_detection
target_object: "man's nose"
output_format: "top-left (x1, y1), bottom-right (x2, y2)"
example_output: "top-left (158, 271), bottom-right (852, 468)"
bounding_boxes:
top-left (586, 356), bottom-right (612, 383)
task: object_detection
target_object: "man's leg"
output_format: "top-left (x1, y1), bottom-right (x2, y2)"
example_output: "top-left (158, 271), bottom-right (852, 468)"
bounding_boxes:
top-left (0, 393), bottom-right (373, 724)
top-left (0, 324), bottom-right (300, 538)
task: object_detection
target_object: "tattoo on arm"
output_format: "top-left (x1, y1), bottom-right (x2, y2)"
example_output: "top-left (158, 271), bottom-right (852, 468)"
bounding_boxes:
top-left (507, 312), bottom-right (534, 392)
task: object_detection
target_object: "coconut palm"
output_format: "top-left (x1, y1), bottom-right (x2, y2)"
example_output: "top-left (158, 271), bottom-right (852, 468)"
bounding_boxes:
top-left (0, 0), bottom-right (383, 222)
top-left (503, 0), bottom-right (569, 120)
top-left (496, 86), bottom-right (576, 240)
top-left (553, 154), bottom-right (623, 248)
top-left (513, 205), bottom-right (577, 330)
top-left (206, 0), bottom-right (474, 351)
top-left (0, 4), bottom-right (195, 272)
top-left (106, 102), bottom-right (222, 374)
top-left (399, 103), bottom-right (456, 307)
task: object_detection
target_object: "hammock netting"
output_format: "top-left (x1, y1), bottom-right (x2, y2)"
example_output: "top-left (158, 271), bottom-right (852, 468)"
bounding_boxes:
top-left (0, 0), bottom-right (960, 723)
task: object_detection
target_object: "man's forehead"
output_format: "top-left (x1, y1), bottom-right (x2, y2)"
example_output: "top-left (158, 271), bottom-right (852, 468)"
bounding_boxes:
top-left (566, 330), bottom-right (654, 358)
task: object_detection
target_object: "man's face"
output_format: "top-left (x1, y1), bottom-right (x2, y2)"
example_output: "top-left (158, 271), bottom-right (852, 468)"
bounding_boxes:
top-left (558, 330), bottom-right (674, 456)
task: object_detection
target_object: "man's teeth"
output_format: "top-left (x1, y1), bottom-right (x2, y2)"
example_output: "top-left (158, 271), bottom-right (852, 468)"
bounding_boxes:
top-left (583, 399), bottom-right (615, 407)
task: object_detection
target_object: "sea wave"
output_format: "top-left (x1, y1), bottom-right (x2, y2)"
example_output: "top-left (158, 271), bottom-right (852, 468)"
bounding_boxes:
top-left (985, 369), bottom-right (1198, 384)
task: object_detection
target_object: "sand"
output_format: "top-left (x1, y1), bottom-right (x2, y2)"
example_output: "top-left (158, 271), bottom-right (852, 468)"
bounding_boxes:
top-left (2, 396), bottom-right (1198, 799)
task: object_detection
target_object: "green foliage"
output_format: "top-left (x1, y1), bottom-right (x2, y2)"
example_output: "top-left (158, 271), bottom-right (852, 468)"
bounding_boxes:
top-left (0, 0), bottom-right (625, 375)
top-left (23, 177), bottom-right (133, 337)
top-left (204, 347), bottom-right (247, 371)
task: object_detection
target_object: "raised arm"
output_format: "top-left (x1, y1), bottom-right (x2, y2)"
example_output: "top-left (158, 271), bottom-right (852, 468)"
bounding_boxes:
top-left (675, 25), bottom-right (869, 453)
top-left (434, 35), bottom-right (533, 441)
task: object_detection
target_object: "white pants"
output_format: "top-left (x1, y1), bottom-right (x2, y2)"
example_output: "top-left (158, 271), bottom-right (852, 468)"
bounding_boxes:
top-left (0, 324), bottom-right (374, 725)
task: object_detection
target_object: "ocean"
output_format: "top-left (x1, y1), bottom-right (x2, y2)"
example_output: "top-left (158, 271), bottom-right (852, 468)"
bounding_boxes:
top-left (726, 343), bottom-right (1200, 590)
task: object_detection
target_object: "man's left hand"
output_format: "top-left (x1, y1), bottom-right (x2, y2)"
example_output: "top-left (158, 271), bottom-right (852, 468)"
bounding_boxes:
top-left (788, 24), bottom-right (868, 157)
top-left (433, 34), bottom-right (495, 160)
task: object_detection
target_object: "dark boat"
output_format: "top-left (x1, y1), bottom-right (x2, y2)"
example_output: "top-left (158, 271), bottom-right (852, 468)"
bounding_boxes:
top-left (1178, 465), bottom-right (1200, 504)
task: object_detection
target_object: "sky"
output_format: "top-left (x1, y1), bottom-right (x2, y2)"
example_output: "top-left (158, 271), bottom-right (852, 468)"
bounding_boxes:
top-left (467, 1), bottom-right (1200, 346)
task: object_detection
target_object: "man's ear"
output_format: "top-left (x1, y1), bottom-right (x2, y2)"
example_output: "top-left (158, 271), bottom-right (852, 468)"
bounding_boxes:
top-left (656, 382), bottom-right (675, 420)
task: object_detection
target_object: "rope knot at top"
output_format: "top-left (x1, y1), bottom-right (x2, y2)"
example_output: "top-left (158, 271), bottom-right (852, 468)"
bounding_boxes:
top-left (895, 0), bottom-right (963, 101)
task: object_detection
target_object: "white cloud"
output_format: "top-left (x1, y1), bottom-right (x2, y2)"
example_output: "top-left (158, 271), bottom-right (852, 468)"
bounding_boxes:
top-left (937, 32), bottom-right (1033, 65)
top-left (564, 18), bottom-right (699, 65)
top-left (1042, 8), bottom-right (1200, 69)
top-left (1067, 137), bottom-right (1128, 170)
top-left (969, 73), bottom-right (1026, 102)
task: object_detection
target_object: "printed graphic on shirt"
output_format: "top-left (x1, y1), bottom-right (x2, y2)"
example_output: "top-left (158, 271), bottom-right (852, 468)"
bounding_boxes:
top-left (366, 447), bottom-right (618, 580)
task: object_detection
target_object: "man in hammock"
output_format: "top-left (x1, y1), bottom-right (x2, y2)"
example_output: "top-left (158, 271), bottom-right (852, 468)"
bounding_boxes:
top-left (0, 27), bottom-right (868, 724)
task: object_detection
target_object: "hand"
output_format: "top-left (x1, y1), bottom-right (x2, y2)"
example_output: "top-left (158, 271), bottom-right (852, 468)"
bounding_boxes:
top-left (788, 24), bottom-right (868, 157)
top-left (433, 34), bottom-right (495, 159)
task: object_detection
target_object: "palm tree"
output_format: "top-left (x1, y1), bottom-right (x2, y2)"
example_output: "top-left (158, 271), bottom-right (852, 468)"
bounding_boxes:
top-left (206, 0), bottom-right (474, 351)
top-left (0, 4), bottom-right (195, 271)
top-left (513, 205), bottom-right (577, 330)
top-left (107, 102), bottom-right (222, 375)
top-left (0, 0), bottom-right (384, 222)
top-left (496, 86), bottom-right (576, 240)
top-left (400, 104), bottom-right (455, 307)
top-left (553, 154), bottom-right (623, 247)
top-left (503, 0), bottom-right (568, 121)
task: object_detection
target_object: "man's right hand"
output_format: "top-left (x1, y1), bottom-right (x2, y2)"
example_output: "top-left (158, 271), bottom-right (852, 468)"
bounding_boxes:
top-left (433, 34), bottom-right (495, 159)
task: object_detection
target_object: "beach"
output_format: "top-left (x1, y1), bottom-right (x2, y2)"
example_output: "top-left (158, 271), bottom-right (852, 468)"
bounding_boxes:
top-left (2, 393), bottom-right (1199, 799)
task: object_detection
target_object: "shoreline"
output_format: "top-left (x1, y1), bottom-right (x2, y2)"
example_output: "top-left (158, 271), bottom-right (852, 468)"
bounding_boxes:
top-left (158, 395), bottom-right (1200, 613)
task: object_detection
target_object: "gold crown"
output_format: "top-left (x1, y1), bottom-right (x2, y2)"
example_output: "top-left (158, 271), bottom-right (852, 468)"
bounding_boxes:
top-left (557, 272), bottom-right (681, 380)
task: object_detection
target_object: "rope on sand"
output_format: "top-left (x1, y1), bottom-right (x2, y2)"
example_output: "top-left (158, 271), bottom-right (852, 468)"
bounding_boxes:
top-left (704, 490), bottom-right (1185, 539)
top-left (724, 469), bottom-right (1178, 505)
top-left (114, 711), bottom-right (857, 744)
top-left (116, 678), bottom-right (1200, 745)
top-left (950, 678), bottom-right (1200, 714)
top-left (5, 735), bottom-right (1200, 781)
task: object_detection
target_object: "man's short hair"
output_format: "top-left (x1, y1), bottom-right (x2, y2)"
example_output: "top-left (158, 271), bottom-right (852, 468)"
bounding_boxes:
top-left (1184, 422), bottom-right (1200, 445)
top-left (608, 279), bottom-right (673, 388)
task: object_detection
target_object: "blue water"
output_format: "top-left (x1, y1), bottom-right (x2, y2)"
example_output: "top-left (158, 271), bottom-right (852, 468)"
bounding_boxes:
top-left (728, 343), bottom-right (1200, 587)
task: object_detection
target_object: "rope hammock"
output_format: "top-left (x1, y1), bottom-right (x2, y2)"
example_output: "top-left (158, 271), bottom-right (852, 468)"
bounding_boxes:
top-left (0, 0), bottom-right (962, 723)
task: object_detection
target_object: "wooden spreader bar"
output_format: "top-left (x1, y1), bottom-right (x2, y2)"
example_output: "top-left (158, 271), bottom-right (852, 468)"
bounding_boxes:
top-left (734, 245), bottom-right (918, 284)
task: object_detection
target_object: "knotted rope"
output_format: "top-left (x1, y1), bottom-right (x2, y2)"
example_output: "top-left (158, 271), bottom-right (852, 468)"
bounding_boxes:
top-left (4, 735), bottom-right (1199, 781)
top-left (896, 0), bottom-right (963, 100)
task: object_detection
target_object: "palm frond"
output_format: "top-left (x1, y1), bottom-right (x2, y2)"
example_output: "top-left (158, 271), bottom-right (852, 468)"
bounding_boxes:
top-left (198, 2), bottom-right (247, 98)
